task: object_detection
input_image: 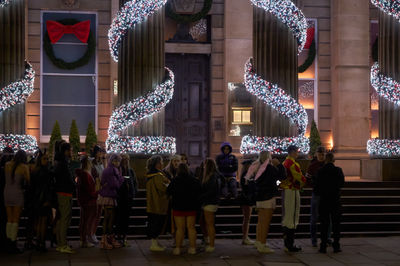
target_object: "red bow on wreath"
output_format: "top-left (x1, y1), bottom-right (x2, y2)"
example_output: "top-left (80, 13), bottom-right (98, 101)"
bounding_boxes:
top-left (46, 20), bottom-right (90, 44)
top-left (304, 27), bottom-right (315, 50)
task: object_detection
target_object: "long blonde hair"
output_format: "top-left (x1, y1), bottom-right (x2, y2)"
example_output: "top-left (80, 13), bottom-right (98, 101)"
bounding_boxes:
top-left (202, 158), bottom-right (217, 184)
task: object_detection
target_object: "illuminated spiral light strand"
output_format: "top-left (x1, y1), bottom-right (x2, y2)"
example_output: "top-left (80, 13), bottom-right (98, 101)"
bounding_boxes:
top-left (108, 0), bottom-right (167, 62)
top-left (368, 0), bottom-right (400, 156)
top-left (106, 68), bottom-right (176, 154)
top-left (0, 0), bottom-right (10, 8)
top-left (240, 0), bottom-right (309, 155)
top-left (240, 59), bottom-right (309, 154)
top-left (0, 62), bottom-right (38, 153)
top-left (250, 0), bottom-right (308, 54)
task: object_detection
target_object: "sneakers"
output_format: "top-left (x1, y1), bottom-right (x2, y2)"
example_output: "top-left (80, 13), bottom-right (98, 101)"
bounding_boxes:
top-left (172, 247), bottom-right (181, 255)
top-left (205, 245), bottom-right (215, 253)
top-left (58, 245), bottom-right (76, 254)
top-left (242, 237), bottom-right (254, 245)
top-left (257, 244), bottom-right (274, 254)
top-left (150, 239), bottom-right (165, 252)
top-left (88, 235), bottom-right (99, 245)
top-left (188, 247), bottom-right (196, 255)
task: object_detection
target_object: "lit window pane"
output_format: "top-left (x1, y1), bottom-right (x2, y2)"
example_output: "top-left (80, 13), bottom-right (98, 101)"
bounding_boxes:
top-left (242, 111), bottom-right (251, 123)
top-left (233, 110), bottom-right (242, 123)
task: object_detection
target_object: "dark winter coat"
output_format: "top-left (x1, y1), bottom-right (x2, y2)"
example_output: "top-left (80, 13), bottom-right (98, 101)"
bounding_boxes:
top-left (255, 164), bottom-right (286, 202)
top-left (216, 142), bottom-right (238, 178)
top-left (167, 173), bottom-right (201, 211)
top-left (31, 166), bottom-right (56, 213)
top-left (54, 158), bottom-right (75, 195)
top-left (315, 163), bottom-right (345, 203)
top-left (306, 159), bottom-right (325, 191)
top-left (199, 173), bottom-right (220, 206)
top-left (118, 167), bottom-right (138, 204)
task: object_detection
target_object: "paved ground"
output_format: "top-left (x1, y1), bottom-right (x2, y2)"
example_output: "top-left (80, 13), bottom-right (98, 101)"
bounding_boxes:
top-left (1, 237), bottom-right (400, 266)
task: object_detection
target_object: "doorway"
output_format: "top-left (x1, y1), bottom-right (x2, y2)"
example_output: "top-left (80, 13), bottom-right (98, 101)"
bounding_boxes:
top-left (165, 53), bottom-right (210, 168)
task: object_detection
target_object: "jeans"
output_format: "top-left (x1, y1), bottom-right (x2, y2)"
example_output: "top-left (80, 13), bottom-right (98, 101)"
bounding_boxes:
top-left (319, 200), bottom-right (341, 246)
top-left (56, 194), bottom-right (72, 247)
top-left (221, 177), bottom-right (238, 198)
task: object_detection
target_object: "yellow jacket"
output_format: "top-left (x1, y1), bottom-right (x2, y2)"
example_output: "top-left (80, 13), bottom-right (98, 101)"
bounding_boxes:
top-left (280, 156), bottom-right (306, 190)
top-left (146, 171), bottom-right (170, 215)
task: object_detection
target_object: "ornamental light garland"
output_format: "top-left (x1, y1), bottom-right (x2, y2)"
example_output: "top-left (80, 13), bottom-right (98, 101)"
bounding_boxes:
top-left (0, 0), bottom-right (10, 8)
top-left (107, 0), bottom-right (176, 154)
top-left (0, 61), bottom-right (38, 153)
top-left (240, 59), bottom-right (309, 154)
top-left (0, 62), bottom-right (35, 112)
top-left (368, 0), bottom-right (400, 156)
top-left (371, 0), bottom-right (400, 22)
top-left (249, 0), bottom-right (308, 54)
top-left (106, 68), bottom-right (176, 154)
top-left (0, 134), bottom-right (38, 154)
top-left (108, 0), bottom-right (167, 62)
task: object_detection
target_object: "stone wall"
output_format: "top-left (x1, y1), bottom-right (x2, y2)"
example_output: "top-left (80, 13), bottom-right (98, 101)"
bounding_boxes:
top-left (26, 0), bottom-right (112, 145)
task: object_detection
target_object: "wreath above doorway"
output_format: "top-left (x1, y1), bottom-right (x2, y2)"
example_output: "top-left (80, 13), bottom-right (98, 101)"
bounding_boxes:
top-left (43, 19), bottom-right (95, 70)
top-left (166, 0), bottom-right (212, 24)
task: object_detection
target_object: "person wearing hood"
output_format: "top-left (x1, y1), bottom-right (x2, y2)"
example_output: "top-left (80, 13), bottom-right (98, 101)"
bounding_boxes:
top-left (145, 155), bottom-right (170, 252)
top-left (97, 154), bottom-right (124, 250)
top-left (54, 142), bottom-right (75, 254)
top-left (215, 142), bottom-right (238, 199)
top-left (76, 155), bottom-right (98, 248)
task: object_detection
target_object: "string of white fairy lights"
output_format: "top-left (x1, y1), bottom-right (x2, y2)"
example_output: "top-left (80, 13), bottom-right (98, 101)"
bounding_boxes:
top-left (240, 0), bottom-right (309, 155)
top-left (368, 0), bottom-right (400, 156)
top-left (0, 62), bottom-right (38, 152)
top-left (108, 0), bottom-right (167, 62)
top-left (107, 0), bottom-right (176, 154)
top-left (0, 0), bottom-right (10, 8)
top-left (249, 0), bottom-right (308, 54)
top-left (240, 59), bottom-right (309, 154)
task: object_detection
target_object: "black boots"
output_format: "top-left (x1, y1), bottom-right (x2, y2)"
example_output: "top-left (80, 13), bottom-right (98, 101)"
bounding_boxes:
top-left (283, 227), bottom-right (302, 252)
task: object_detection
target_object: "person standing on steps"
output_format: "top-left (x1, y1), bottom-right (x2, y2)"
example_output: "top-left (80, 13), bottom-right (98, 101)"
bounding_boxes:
top-left (116, 154), bottom-right (138, 247)
top-left (306, 146), bottom-right (326, 247)
top-left (4, 150), bottom-right (30, 254)
top-left (167, 163), bottom-right (201, 255)
top-left (245, 151), bottom-right (286, 254)
top-left (216, 142), bottom-right (238, 200)
top-left (315, 152), bottom-right (345, 254)
top-left (146, 155), bottom-right (170, 252)
top-left (281, 145), bottom-right (306, 252)
top-left (54, 143), bottom-right (76, 254)
top-left (238, 159), bottom-right (255, 246)
top-left (98, 154), bottom-right (124, 250)
top-left (0, 147), bottom-right (14, 252)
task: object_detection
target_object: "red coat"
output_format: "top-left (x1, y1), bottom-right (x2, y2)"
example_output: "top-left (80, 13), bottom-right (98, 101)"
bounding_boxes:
top-left (75, 169), bottom-right (98, 206)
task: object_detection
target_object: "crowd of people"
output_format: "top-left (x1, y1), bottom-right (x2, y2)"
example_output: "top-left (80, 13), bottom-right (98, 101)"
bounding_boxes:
top-left (0, 140), bottom-right (345, 256)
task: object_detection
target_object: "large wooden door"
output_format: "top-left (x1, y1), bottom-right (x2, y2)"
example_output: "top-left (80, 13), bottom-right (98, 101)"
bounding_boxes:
top-left (165, 54), bottom-right (210, 168)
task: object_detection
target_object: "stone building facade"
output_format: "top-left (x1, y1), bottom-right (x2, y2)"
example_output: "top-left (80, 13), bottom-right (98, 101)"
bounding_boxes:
top-left (13, 0), bottom-right (395, 180)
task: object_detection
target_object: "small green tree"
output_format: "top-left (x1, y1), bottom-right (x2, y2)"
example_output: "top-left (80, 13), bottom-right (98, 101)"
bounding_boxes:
top-left (49, 120), bottom-right (62, 159)
top-left (309, 120), bottom-right (322, 157)
top-left (69, 120), bottom-right (80, 159)
top-left (85, 122), bottom-right (97, 154)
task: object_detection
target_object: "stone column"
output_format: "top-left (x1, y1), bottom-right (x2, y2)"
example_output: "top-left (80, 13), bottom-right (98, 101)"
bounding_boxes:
top-left (331, 0), bottom-right (370, 174)
top-left (253, 6), bottom-right (298, 137)
top-left (0, 0), bottom-right (26, 134)
top-left (118, 0), bottom-right (165, 137)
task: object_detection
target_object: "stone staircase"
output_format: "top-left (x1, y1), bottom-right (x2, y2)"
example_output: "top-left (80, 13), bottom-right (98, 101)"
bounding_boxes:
top-left (19, 181), bottom-right (400, 240)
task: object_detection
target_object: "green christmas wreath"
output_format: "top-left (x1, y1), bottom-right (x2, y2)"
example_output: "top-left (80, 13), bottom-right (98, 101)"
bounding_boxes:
top-left (43, 19), bottom-right (96, 70)
top-left (298, 39), bottom-right (316, 73)
top-left (166, 0), bottom-right (212, 24)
